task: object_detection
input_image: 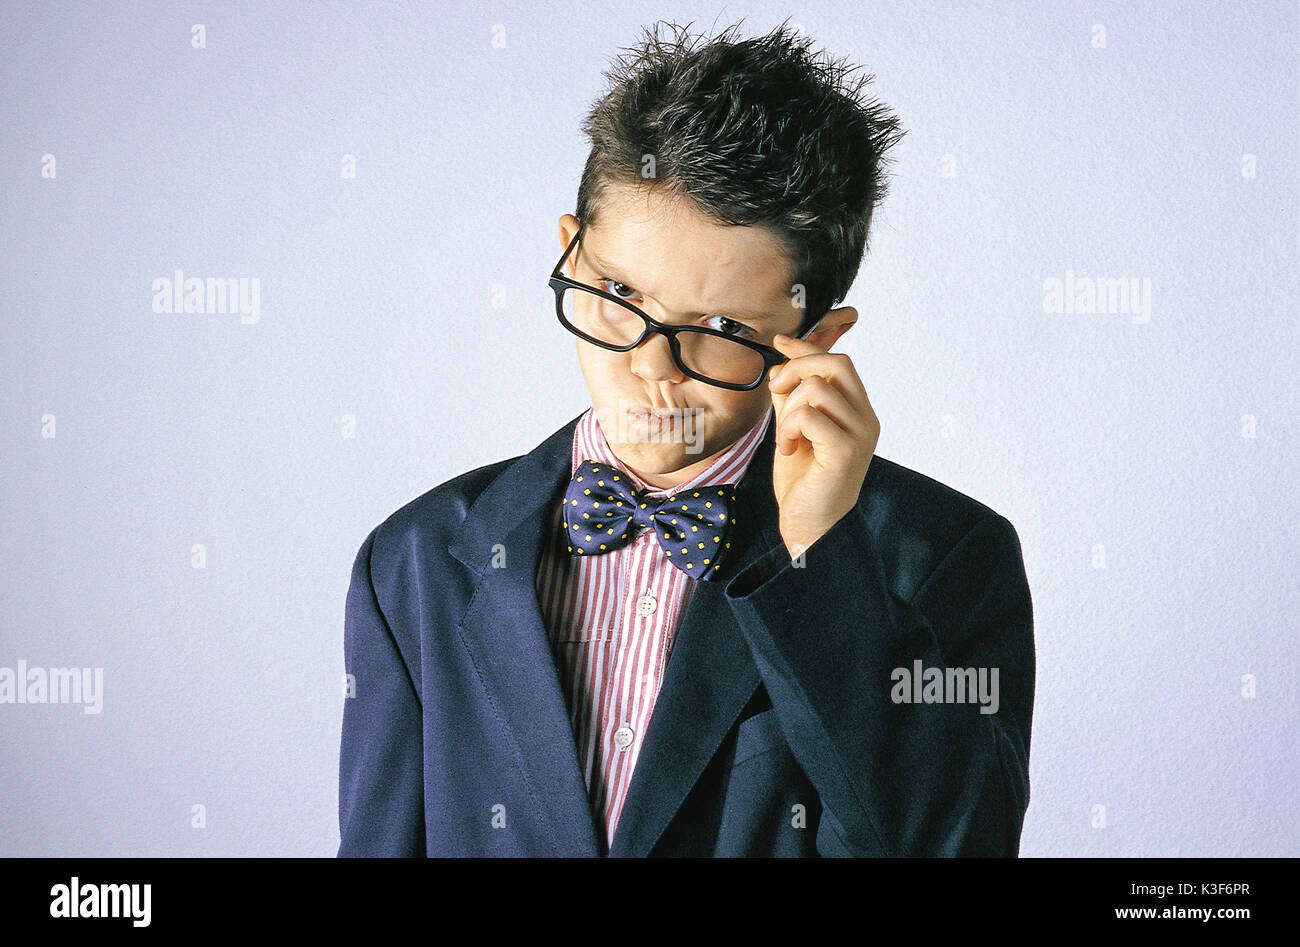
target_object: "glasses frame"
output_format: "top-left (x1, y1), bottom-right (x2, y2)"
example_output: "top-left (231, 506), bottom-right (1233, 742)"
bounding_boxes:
top-left (547, 221), bottom-right (819, 391)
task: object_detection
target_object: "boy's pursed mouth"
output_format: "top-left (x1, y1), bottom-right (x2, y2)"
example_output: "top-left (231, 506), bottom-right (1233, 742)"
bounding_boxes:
top-left (627, 407), bottom-right (682, 423)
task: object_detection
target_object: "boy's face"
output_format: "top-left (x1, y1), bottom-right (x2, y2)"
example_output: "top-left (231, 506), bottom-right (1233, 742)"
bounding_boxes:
top-left (558, 182), bottom-right (820, 489)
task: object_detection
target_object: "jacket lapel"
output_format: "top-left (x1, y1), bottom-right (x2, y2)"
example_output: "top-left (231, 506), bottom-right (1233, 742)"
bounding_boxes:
top-left (446, 412), bottom-right (601, 857)
top-left (446, 408), bottom-right (783, 859)
top-left (607, 415), bottom-right (782, 857)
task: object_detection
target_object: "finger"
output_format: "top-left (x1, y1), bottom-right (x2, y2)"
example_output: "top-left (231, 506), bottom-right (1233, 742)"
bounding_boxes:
top-left (770, 346), bottom-right (872, 416)
top-left (771, 332), bottom-right (828, 357)
top-left (770, 355), bottom-right (873, 426)
top-left (772, 373), bottom-right (868, 443)
top-left (768, 363), bottom-right (790, 424)
top-left (775, 401), bottom-right (852, 457)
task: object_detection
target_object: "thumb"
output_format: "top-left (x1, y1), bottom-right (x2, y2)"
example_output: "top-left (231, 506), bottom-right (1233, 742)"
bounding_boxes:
top-left (768, 365), bottom-right (789, 419)
top-left (767, 366), bottom-right (793, 453)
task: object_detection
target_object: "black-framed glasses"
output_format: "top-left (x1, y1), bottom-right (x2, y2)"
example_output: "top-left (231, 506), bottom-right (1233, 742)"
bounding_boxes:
top-left (547, 222), bottom-right (818, 391)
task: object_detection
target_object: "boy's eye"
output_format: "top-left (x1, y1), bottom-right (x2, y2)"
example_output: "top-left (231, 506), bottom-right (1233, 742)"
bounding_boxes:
top-left (705, 314), bottom-right (760, 341)
top-left (600, 278), bottom-right (640, 301)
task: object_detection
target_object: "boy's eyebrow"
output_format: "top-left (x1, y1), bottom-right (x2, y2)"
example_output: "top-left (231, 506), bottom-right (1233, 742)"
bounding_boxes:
top-left (587, 249), bottom-right (782, 324)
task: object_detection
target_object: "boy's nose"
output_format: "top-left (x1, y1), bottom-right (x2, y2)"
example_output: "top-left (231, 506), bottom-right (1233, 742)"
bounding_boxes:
top-left (628, 331), bottom-right (685, 383)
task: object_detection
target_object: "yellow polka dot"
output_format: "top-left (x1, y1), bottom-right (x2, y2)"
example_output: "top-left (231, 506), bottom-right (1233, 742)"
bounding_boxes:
top-left (686, 563), bottom-right (694, 569)
top-left (599, 544), bottom-right (606, 550)
top-left (693, 492), bottom-right (700, 497)
top-left (577, 476), bottom-right (583, 481)
top-left (666, 550), bottom-right (671, 557)
top-left (680, 505), bottom-right (688, 511)
top-left (691, 525), bottom-right (698, 532)
top-left (680, 547), bottom-right (687, 554)
top-left (584, 489), bottom-right (591, 495)
top-left (719, 514), bottom-right (726, 521)
top-left (705, 501), bottom-right (712, 508)
top-left (582, 513), bottom-right (589, 519)
top-left (698, 543), bottom-right (705, 549)
top-left (725, 542), bottom-right (731, 548)
top-left (713, 537), bottom-right (720, 542)
top-left (570, 500), bottom-right (577, 505)
top-left (567, 545), bottom-right (573, 552)
top-left (703, 558), bottom-right (710, 564)
top-left (717, 490), bottom-right (723, 495)
top-left (598, 480), bottom-right (605, 486)
top-left (585, 535), bottom-right (592, 541)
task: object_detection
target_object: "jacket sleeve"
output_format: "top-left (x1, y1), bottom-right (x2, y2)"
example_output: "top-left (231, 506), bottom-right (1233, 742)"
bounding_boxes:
top-left (723, 506), bottom-right (1034, 857)
top-left (337, 527), bottom-right (426, 857)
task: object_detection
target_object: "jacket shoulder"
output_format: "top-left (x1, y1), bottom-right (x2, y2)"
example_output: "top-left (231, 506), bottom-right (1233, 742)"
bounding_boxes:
top-left (861, 455), bottom-right (1021, 599)
top-left (358, 455), bottom-right (520, 578)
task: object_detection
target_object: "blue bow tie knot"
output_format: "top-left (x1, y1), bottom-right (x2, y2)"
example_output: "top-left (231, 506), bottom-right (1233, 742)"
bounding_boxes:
top-left (562, 459), bottom-right (738, 581)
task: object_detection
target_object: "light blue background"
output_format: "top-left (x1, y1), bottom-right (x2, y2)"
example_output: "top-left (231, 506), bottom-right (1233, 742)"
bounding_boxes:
top-left (1, 0), bottom-right (1295, 856)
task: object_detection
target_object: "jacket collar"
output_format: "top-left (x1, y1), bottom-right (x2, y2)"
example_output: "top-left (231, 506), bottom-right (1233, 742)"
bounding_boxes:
top-left (446, 408), bottom-right (782, 856)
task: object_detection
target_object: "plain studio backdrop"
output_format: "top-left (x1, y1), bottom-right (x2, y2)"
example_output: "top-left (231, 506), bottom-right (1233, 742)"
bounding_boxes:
top-left (1, 0), bottom-right (1295, 857)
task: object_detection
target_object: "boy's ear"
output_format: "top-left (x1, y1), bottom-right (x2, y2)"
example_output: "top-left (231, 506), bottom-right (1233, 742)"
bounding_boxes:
top-left (558, 214), bottom-right (581, 276)
top-left (803, 305), bottom-right (858, 351)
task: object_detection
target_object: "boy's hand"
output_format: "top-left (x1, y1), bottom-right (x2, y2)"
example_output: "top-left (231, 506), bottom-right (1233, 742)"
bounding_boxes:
top-left (767, 333), bottom-right (879, 558)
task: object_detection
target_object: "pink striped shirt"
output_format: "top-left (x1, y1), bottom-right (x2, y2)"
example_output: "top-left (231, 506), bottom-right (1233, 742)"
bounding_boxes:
top-left (535, 405), bottom-right (773, 849)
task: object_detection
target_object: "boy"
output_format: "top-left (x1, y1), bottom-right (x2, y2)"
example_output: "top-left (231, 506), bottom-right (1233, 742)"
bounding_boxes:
top-left (337, 21), bottom-right (1034, 857)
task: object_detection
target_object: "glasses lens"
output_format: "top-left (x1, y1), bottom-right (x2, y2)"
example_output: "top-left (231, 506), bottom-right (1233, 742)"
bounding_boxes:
top-left (676, 329), bottom-right (768, 386)
top-left (559, 285), bottom-right (768, 387)
top-left (560, 285), bottom-right (645, 346)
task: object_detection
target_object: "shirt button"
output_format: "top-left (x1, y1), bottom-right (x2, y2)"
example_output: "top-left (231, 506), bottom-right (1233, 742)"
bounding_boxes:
top-left (613, 725), bottom-right (634, 749)
top-left (636, 594), bottom-right (657, 616)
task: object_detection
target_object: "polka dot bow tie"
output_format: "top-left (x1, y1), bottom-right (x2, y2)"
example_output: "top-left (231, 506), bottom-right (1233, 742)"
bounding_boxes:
top-left (562, 459), bottom-right (738, 581)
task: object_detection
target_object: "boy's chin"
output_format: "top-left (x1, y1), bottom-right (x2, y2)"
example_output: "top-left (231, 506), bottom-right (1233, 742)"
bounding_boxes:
top-left (611, 442), bottom-right (728, 486)
top-left (608, 440), bottom-right (700, 471)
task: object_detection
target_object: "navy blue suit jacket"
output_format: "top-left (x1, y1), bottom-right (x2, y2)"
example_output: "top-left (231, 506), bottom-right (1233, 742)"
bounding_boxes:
top-left (337, 410), bottom-right (1034, 857)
